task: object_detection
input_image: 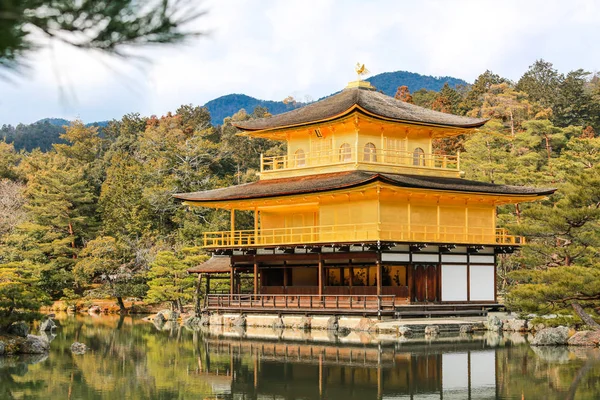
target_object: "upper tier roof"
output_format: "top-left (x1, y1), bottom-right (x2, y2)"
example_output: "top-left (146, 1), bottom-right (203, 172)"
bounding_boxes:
top-left (174, 171), bottom-right (556, 203)
top-left (234, 85), bottom-right (488, 132)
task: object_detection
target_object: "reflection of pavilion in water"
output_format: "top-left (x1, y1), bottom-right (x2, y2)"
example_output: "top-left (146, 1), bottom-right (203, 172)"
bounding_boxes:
top-left (197, 336), bottom-right (498, 399)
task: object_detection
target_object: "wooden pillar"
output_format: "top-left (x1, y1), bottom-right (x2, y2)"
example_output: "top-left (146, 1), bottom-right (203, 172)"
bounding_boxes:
top-left (206, 275), bottom-right (210, 295)
top-left (230, 266), bottom-right (235, 295)
top-left (376, 256), bottom-right (382, 296)
top-left (253, 259), bottom-right (259, 295)
top-left (318, 254), bottom-right (323, 297)
top-left (254, 207), bottom-right (259, 245)
top-left (283, 264), bottom-right (289, 293)
top-left (230, 208), bottom-right (235, 246)
top-left (194, 273), bottom-right (203, 315)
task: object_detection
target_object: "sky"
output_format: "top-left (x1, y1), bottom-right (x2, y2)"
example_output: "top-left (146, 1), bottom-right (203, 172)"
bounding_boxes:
top-left (1, 0), bottom-right (599, 125)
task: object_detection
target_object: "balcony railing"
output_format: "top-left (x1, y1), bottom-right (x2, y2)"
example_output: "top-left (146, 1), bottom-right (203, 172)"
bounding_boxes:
top-left (201, 224), bottom-right (524, 248)
top-left (260, 147), bottom-right (460, 173)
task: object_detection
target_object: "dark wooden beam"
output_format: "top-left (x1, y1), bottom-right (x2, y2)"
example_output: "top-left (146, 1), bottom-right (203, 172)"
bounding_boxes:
top-left (318, 254), bottom-right (323, 297)
top-left (253, 259), bottom-right (258, 295)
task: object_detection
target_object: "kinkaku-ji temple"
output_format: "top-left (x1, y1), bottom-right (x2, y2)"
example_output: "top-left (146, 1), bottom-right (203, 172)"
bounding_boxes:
top-left (174, 76), bottom-right (555, 317)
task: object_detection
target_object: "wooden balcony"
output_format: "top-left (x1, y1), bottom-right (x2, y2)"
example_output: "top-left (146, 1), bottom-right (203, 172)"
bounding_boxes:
top-left (201, 224), bottom-right (524, 248)
top-left (260, 147), bottom-right (461, 179)
top-left (204, 294), bottom-right (399, 315)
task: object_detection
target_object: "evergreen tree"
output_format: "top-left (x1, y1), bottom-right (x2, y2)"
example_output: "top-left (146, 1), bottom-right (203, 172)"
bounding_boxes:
top-left (516, 59), bottom-right (562, 108)
top-left (0, 141), bottom-right (20, 180)
top-left (74, 236), bottom-right (146, 312)
top-left (460, 70), bottom-right (508, 114)
top-left (553, 69), bottom-right (594, 128)
top-left (145, 251), bottom-right (196, 312)
top-left (17, 152), bottom-right (97, 297)
top-left (507, 164), bottom-right (600, 328)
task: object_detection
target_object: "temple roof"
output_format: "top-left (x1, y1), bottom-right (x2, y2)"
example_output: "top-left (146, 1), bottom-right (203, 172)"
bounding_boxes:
top-left (233, 86), bottom-right (488, 132)
top-left (174, 171), bottom-right (556, 203)
top-left (187, 255), bottom-right (231, 274)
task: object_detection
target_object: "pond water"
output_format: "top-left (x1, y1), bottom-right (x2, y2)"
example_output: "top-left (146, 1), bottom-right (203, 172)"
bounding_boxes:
top-left (1, 315), bottom-right (600, 399)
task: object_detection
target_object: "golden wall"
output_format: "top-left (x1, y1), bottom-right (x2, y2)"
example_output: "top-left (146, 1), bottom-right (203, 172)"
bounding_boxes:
top-left (255, 187), bottom-right (496, 245)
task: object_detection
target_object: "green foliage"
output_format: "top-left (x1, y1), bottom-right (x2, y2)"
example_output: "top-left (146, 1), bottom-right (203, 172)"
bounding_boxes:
top-left (516, 59), bottom-right (562, 108)
top-left (145, 251), bottom-right (197, 311)
top-left (75, 236), bottom-right (146, 310)
top-left (0, 0), bottom-right (203, 71)
top-left (0, 258), bottom-right (49, 329)
top-left (507, 266), bottom-right (600, 317)
top-left (0, 121), bottom-right (66, 152)
top-left (0, 141), bottom-right (20, 180)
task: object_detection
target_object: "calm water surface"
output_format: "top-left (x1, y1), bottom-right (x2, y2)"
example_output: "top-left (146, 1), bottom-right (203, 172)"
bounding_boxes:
top-left (1, 314), bottom-right (600, 399)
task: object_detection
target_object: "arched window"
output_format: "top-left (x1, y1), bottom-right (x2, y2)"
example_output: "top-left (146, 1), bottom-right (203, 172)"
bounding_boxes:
top-left (413, 147), bottom-right (425, 166)
top-left (339, 143), bottom-right (352, 162)
top-left (294, 149), bottom-right (306, 167)
top-left (363, 142), bottom-right (377, 162)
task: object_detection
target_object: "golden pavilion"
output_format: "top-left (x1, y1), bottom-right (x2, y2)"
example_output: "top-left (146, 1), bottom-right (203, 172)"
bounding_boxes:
top-left (175, 78), bottom-right (554, 316)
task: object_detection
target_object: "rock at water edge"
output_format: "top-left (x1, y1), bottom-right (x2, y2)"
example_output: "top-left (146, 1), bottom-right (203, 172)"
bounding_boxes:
top-left (8, 321), bottom-right (29, 338)
top-left (398, 326), bottom-right (413, 337)
top-left (531, 326), bottom-right (571, 346)
top-left (88, 305), bottom-right (101, 314)
top-left (424, 325), bottom-right (440, 336)
top-left (71, 342), bottom-right (88, 355)
top-left (567, 330), bottom-right (600, 347)
top-left (21, 335), bottom-right (50, 354)
top-left (39, 318), bottom-right (56, 332)
top-left (486, 316), bottom-right (503, 332)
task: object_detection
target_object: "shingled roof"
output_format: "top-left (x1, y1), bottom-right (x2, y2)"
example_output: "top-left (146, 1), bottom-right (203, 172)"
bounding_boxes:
top-left (233, 85), bottom-right (488, 132)
top-left (187, 256), bottom-right (231, 274)
top-left (174, 171), bottom-right (556, 203)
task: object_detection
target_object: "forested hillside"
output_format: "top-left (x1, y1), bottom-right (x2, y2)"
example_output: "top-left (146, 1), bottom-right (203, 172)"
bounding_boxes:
top-left (206, 71), bottom-right (467, 124)
top-left (2, 60), bottom-right (600, 326)
top-left (1, 70), bottom-right (468, 149)
top-left (365, 70), bottom-right (467, 96)
top-left (0, 119), bottom-right (109, 152)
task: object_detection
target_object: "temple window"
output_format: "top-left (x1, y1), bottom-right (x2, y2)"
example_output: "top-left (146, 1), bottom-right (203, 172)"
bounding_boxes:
top-left (339, 143), bottom-right (352, 162)
top-left (413, 147), bottom-right (425, 166)
top-left (363, 142), bottom-right (377, 162)
top-left (294, 149), bottom-right (306, 167)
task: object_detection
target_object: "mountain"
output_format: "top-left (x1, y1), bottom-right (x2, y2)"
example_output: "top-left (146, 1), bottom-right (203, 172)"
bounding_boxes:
top-left (204, 94), bottom-right (304, 126)
top-left (204, 71), bottom-right (468, 124)
top-left (365, 71), bottom-right (468, 96)
top-left (1, 118), bottom-right (110, 152)
top-left (4, 71), bottom-right (468, 151)
top-left (38, 118), bottom-right (110, 128)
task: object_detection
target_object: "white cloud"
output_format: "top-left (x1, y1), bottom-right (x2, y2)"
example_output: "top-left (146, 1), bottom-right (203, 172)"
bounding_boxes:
top-left (1, 0), bottom-right (599, 125)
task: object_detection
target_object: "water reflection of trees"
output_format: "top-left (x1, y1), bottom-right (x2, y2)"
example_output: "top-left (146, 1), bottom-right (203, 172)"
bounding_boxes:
top-left (1, 315), bottom-right (600, 399)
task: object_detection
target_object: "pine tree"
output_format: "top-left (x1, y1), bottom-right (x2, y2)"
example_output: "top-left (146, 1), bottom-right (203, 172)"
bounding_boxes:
top-left (145, 251), bottom-right (196, 312)
top-left (16, 152), bottom-right (97, 297)
top-left (75, 236), bottom-right (146, 312)
top-left (507, 164), bottom-right (600, 328)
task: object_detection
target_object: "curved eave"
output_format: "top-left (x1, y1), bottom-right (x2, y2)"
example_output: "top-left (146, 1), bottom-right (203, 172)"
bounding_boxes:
top-left (174, 176), bottom-right (556, 207)
top-left (234, 105), bottom-right (488, 136)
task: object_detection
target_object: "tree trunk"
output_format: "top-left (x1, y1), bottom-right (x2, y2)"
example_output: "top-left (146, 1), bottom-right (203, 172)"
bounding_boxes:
top-left (116, 296), bottom-right (126, 313)
top-left (177, 299), bottom-right (184, 314)
top-left (572, 302), bottom-right (600, 331)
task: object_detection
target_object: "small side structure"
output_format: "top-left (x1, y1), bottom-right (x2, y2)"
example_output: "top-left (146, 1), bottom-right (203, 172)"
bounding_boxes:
top-left (182, 78), bottom-right (555, 318)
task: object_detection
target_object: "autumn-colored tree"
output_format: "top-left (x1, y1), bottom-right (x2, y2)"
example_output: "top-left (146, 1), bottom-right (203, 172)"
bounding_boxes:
top-left (394, 86), bottom-right (414, 103)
